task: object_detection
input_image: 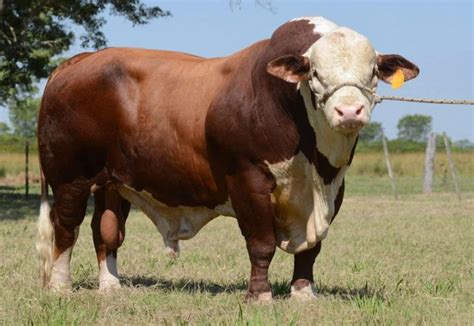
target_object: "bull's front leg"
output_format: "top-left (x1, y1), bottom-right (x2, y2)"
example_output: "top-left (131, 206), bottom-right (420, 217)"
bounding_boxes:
top-left (291, 242), bottom-right (321, 300)
top-left (227, 160), bottom-right (276, 302)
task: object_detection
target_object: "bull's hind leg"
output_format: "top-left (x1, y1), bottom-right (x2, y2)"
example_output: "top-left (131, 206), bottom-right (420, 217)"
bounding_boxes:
top-left (91, 185), bottom-right (130, 291)
top-left (49, 178), bottom-right (90, 291)
top-left (291, 242), bottom-right (321, 300)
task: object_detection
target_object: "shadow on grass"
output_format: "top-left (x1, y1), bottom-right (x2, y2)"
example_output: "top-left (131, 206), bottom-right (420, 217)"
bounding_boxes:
top-left (317, 283), bottom-right (386, 301)
top-left (75, 276), bottom-right (249, 294)
top-left (0, 186), bottom-right (98, 220)
top-left (0, 186), bottom-right (41, 220)
top-left (74, 275), bottom-right (385, 301)
top-left (274, 280), bottom-right (386, 301)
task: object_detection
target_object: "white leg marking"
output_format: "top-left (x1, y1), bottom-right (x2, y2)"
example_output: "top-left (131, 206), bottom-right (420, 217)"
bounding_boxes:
top-left (49, 226), bottom-right (80, 291)
top-left (99, 254), bottom-right (121, 291)
top-left (291, 282), bottom-right (317, 301)
top-left (50, 247), bottom-right (73, 291)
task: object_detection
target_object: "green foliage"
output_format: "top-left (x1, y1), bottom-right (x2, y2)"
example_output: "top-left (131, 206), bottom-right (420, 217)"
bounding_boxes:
top-left (387, 139), bottom-right (427, 152)
top-left (0, 0), bottom-right (170, 105)
top-left (356, 138), bottom-right (474, 153)
top-left (453, 139), bottom-right (474, 149)
top-left (8, 97), bottom-right (41, 138)
top-left (397, 114), bottom-right (432, 142)
top-left (0, 122), bottom-right (10, 135)
top-left (359, 122), bottom-right (383, 143)
top-left (0, 135), bottom-right (38, 153)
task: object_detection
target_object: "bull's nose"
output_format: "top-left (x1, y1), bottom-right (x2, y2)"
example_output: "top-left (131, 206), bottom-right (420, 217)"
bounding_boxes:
top-left (334, 103), bottom-right (365, 132)
top-left (334, 104), bottom-right (364, 120)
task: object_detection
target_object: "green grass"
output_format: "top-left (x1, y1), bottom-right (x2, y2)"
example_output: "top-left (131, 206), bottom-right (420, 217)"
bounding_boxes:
top-left (0, 183), bottom-right (472, 324)
top-left (0, 150), bottom-right (472, 324)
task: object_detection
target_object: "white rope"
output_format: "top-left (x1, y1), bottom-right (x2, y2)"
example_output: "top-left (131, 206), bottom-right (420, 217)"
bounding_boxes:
top-left (309, 80), bottom-right (474, 107)
top-left (374, 95), bottom-right (474, 106)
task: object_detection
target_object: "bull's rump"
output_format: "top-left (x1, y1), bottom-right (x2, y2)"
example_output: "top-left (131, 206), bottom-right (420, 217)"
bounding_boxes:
top-left (38, 48), bottom-right (235, 207)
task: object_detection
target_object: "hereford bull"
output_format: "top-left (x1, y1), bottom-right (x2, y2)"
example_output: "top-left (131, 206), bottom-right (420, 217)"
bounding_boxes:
top-left (37, 16), bottom-right (419, 300)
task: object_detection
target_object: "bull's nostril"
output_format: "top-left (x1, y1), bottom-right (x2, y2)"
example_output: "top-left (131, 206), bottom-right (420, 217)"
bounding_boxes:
top-left (335, 107), bottom-right (344, 117)
top-left (356, 106), bottom-right (363, 115)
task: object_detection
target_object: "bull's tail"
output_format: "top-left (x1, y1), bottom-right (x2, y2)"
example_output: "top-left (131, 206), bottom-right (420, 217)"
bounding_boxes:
top-left (36, 165), bottom-right (54, 287)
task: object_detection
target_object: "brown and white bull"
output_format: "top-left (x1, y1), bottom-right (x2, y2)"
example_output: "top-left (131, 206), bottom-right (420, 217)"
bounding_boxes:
top-left (37, 16), bottom-right (419, 300)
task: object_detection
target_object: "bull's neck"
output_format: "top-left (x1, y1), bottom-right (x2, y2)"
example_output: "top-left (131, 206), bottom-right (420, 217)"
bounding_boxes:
top-left (250, 56), bottom-right (357, 169)
top-left (299, 81), bottom-right (359, 168)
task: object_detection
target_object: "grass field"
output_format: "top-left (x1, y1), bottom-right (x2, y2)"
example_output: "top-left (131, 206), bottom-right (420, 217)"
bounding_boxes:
top-left (0, 151), bottom-right (473, 324)
top-left (0, 182), bottom-right (473, 324)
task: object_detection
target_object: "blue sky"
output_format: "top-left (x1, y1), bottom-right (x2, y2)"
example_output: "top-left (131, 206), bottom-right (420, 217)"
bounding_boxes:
top-left (2, 0), bottom-right (472, 140)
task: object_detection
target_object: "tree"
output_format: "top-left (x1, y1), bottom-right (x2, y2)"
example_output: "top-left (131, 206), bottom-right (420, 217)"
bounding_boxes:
top-left (397, 114), bottom-right (432, 142)
top-left (0, 122), bottom-right (10, 135)
top-left (230, 0), bottom-right (275, 12)
top-left (8, 97), bottom-right (41, 138)
top-left (454, 139), bottom-right (474, 149)
top-left (0, 0), bottom-right (170, 106)
top-left (359, 121), bottom-right (383, 143)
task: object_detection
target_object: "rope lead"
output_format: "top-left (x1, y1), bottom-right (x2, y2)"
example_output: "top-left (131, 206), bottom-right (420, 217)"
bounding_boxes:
top-left (374, 95), bottom-right (474, 106)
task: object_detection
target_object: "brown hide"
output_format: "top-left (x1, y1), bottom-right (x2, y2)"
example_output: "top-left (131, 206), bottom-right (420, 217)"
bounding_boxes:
top-left (38, 18), bottom-right (357, 298)
top-left (40, 48), bottom-right (239, 207)
top-left (39, 21), bottom-right (331, 209)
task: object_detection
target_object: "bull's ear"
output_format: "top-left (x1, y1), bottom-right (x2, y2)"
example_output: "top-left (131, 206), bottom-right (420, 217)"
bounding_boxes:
top-left (266, 55), bottom-right (311, 83)
top-left (377, 54), bottom-right (420, 84)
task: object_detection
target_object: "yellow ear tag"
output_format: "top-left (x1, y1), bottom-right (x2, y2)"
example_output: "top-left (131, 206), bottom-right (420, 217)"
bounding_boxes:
top-left (391, 69), bottom-right (405, 89)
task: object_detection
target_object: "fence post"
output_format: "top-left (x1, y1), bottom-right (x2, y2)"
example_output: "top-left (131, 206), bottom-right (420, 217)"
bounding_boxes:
top-left (25, 140), bottom-right (29, 199)
top-left (423, 132), bottom-right (437, 193)
top-left (443, 133), bottom-right (461, 200)
top-left (381, 130), bottom-right (398, 200)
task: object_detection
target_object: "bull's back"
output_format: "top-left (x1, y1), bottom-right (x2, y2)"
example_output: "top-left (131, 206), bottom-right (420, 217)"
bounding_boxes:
top-left (38, 48), bottom-right (238, 205)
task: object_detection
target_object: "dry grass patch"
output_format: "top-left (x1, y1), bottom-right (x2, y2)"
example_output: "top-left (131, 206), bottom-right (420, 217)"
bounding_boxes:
top-left (0, 190), bottom-right (472, 324)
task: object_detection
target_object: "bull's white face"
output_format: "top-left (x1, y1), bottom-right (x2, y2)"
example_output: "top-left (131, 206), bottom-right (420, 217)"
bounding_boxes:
top-left (267, 18), bottom-right (419, 140)
top-left (307, 27), bottom-right (378, 134)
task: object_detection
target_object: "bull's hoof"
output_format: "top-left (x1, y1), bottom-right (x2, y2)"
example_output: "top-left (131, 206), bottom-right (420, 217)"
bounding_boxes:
top-left (291, 280), bottom-right (317, 301)
top-left (245, 291), bottom-right (273, 304)
top-left (257, 291), bottom-right (273, 303)
top-left (99, 279), bottom-right (121, 292)
top-left (49, 281), bottom-right (73, 293)
top-left (99, 271), bottom-right (121, 292)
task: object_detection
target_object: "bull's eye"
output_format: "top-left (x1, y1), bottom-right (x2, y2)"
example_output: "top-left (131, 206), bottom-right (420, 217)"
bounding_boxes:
top-left (311, 70), bottom-right (325, 88)
top-left (371, 66), bottom-right (379, 85)
top-left (372, 66), bottom-right (379, 78)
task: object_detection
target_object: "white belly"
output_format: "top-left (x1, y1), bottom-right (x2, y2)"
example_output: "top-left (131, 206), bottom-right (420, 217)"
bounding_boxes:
top-left (267, 152), bottom-right (347, 254)
top-left (117, 185), bottom-right (234, 249)
top-left (116, 152), bottom-right (345, 255)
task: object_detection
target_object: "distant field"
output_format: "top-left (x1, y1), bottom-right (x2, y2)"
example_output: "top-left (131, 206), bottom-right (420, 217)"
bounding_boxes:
top-left (1, 151), bottom-right (473, 195)
top-left (0, 189), bottom-right (472, 324)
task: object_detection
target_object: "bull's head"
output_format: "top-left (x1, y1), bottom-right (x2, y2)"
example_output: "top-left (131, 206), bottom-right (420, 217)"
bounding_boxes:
top-left (267, 25), bottom-right (419, 135)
